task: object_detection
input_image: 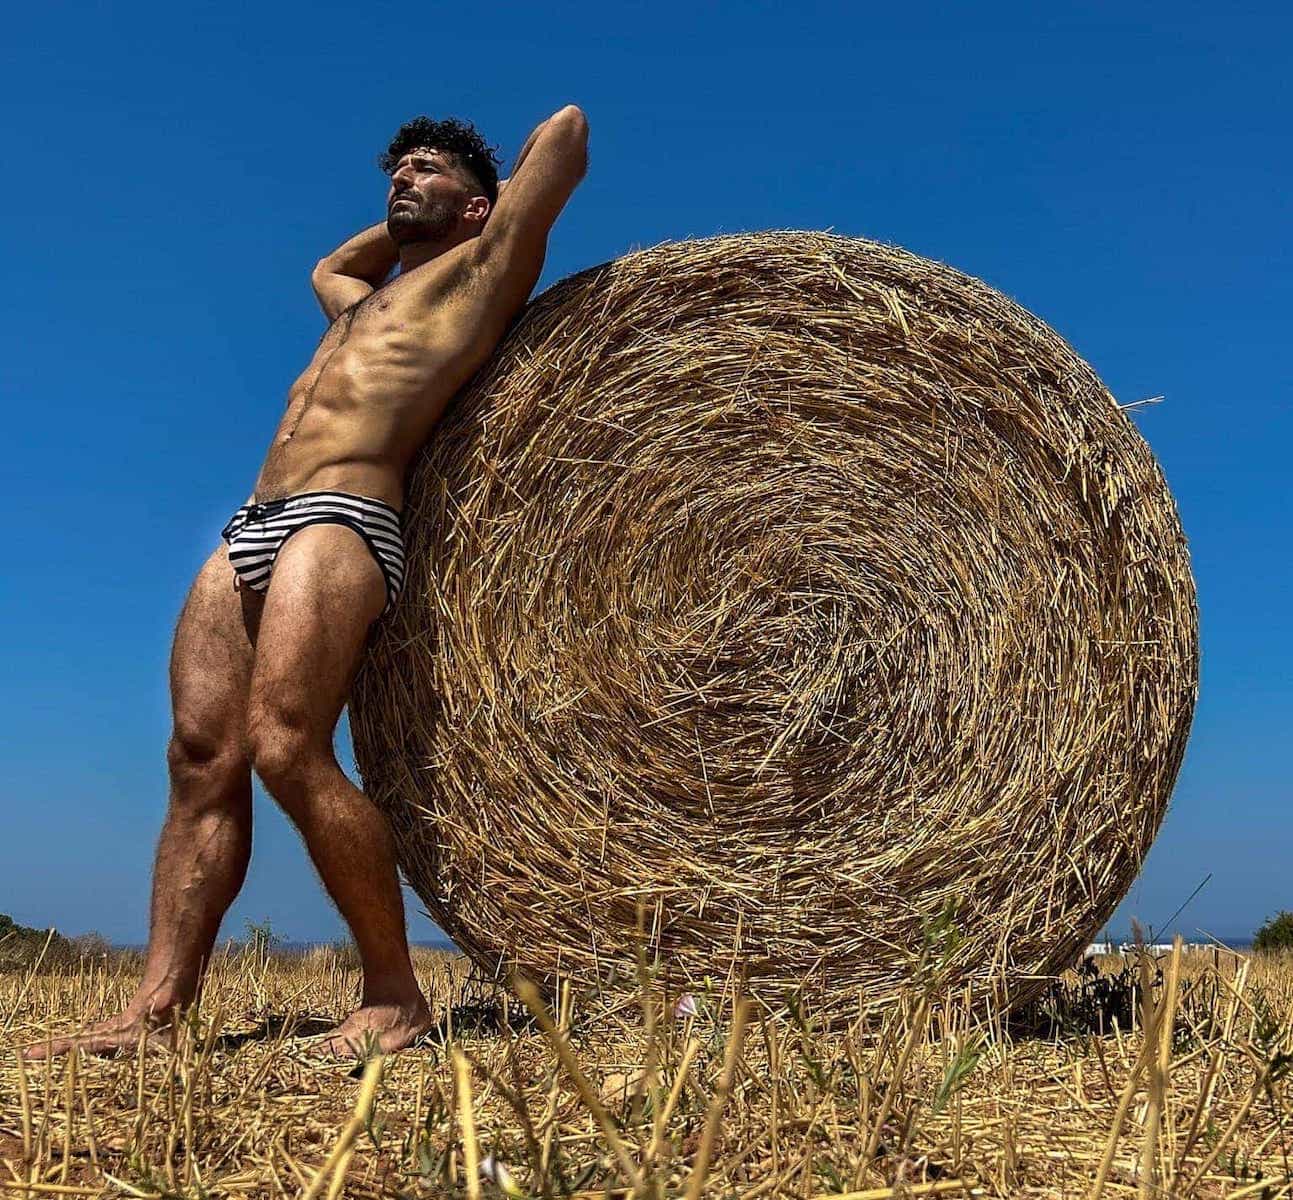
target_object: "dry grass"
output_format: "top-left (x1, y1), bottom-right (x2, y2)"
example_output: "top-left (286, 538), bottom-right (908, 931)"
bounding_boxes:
top-left (350, 231), bottom-right (1198, 1017)
top-left (3, 940), bottom-right (1290, 1198)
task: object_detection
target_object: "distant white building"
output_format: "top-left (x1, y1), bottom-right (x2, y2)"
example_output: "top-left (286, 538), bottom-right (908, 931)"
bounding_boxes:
top-left (1084, 940), bottom-right (1221, 957)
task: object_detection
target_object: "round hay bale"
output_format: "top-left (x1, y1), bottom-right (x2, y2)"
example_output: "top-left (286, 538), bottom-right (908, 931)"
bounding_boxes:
top-left (350, 231), bottom-right (1197, 1014)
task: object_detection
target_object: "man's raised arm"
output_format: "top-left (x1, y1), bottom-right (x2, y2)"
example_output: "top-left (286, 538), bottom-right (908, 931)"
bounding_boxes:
top-left (311, 222), bottom-right (400, 322)
top-left (476, 105), bottom-right (589, 308)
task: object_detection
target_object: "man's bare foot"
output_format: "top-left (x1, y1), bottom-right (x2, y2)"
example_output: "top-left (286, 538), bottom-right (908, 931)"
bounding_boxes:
top-left (20, 1009), bottom-right (174, 1061)
top-left (306, 999), bottom-right (434, 1059)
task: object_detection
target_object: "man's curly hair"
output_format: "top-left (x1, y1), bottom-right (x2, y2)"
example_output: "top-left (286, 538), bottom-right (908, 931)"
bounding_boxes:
top-left (379, 117), bottom-right (502, 206)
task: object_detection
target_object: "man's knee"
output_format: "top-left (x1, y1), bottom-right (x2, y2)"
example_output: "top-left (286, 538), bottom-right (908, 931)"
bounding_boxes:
top-left (166, 720), bottom-right (246, 800)
top-left (245, 707), bottom-right (326, 810)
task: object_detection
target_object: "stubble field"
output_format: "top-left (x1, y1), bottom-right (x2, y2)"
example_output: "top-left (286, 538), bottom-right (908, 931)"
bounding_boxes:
top-left (2, 938), bottom-right (1291, 1198)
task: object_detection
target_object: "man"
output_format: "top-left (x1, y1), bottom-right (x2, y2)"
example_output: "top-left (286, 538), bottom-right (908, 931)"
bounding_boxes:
top-left (25, 106), bottom-right (589, 1059)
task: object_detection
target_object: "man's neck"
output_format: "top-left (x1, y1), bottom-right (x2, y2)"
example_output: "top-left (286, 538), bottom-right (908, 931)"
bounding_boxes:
top-left (396, 231), bottom-right (471, 275)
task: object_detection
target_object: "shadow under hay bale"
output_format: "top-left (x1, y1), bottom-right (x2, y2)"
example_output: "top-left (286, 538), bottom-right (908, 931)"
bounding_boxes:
top-left (1006, 958), bottom-right (1153, 1041)
top-left (351, 231), bottom-right (1198, 1020)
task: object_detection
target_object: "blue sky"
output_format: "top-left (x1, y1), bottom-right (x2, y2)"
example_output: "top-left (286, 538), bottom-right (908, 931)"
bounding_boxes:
top-left (2, 1), bottom-right (1288, 947)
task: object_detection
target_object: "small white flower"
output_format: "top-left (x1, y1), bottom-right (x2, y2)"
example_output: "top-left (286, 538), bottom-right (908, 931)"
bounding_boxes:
top-left (480, 1152), bottom-right (523, 1197)
top-left (675, 993), bottom-right (698, 1018)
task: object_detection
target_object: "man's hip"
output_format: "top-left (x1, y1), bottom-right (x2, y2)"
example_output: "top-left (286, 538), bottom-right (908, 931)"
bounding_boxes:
top-left (220, 490), bottom-right (406, 616)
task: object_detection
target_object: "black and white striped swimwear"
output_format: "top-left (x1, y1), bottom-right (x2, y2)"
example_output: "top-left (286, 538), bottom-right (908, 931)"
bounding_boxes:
top-left (220, 491), bottom-right (406, 616)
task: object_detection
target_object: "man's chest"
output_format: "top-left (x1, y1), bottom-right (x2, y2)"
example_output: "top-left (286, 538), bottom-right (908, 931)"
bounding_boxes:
top-left (294, 259), bottom-right (494, 397)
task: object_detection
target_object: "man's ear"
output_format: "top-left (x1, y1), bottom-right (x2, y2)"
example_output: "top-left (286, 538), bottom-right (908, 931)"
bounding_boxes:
top-left (464, 195), bottom-right (491, 228)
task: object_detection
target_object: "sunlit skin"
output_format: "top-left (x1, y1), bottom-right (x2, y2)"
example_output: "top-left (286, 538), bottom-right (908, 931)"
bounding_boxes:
top-left (258, 148), bottom-right (502, 507)
top-left (24, 107), bottom-right (589, 1061)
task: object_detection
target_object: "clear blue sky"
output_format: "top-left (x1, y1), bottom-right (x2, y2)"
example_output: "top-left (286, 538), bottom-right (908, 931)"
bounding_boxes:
top-left (2, 1), bottom-right (1288, 948)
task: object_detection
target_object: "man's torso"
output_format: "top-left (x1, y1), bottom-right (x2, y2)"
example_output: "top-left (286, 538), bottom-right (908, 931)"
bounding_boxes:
top-left (254, 239), bottom-right (513, 508)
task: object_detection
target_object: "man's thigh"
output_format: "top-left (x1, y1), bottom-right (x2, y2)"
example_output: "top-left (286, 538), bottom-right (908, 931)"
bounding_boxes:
top-left (247, 525), bottom-right (386, 743)
top-left (170, 546), bottom-right (262, 751)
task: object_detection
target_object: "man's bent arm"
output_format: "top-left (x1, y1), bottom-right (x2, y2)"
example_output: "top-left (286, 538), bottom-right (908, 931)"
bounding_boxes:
top-left (476, 106), bottom-right (589, 312)
top-left (505, 108), bottom-right (573, 187)
top-left (311, 222), bottom-right (400, 322)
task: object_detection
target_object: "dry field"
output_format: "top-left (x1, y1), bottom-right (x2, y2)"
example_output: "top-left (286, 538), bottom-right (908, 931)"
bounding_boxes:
top-left (2, 935), bottom-right (1291, 1199)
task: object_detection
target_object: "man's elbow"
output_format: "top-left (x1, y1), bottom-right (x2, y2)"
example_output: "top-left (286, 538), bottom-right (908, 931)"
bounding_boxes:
top-left (309, 269), bottom-right (333, 312)
top-left (553, 103), bottom-right (587, 127)
top-left (549, 104), bottom-right (589, 144)
top-left (548, 106), bottom-right (589, 179)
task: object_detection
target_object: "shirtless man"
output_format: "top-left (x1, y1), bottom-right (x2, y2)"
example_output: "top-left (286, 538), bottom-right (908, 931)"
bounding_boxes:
top-left (25, 106), bottom-right (589, 1059)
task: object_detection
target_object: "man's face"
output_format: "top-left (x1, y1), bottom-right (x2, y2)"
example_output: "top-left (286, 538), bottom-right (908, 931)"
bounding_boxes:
top-left (385, 147), bottom-right (482, 245)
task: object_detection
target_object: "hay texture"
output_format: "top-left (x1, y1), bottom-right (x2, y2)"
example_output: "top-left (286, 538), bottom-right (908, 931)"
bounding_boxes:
top-left (351, 231), bottom-right (1197, 1014)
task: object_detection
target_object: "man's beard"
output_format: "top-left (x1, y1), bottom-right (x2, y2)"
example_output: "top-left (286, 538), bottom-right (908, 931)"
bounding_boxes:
top-left (386, 196), bottom-right (458, 245)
